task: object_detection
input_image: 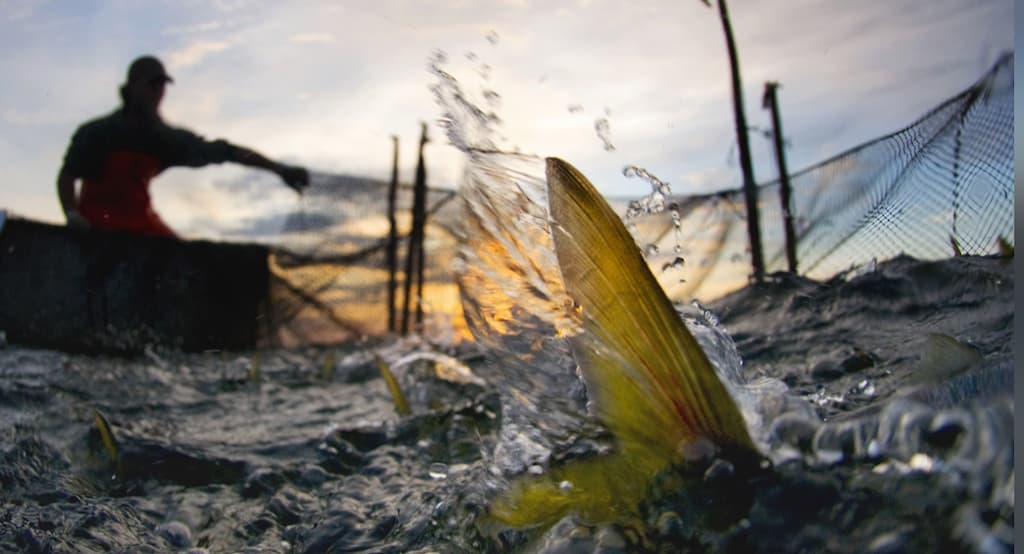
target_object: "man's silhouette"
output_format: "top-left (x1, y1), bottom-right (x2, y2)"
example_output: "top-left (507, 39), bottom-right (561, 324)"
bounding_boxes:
top-left (57, 55), bottom-right (308, 237)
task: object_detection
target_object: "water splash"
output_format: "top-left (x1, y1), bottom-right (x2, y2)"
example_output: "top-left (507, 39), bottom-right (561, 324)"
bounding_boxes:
top-left (622, 165), bottom-right (672, 218)
top-left (429, 48), bottom-right (598, 460)
top-left (594, 117), bottom-right (615, 151)
top-left (429, 45), bottom-right (803, 468)
top-left (426, 48), bottom-right (1016, 528)
top-left (428, 50), bottom-right (503, 154)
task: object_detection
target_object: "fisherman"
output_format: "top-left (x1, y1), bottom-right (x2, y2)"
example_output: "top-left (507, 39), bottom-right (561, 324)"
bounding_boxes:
top-left (57, 55), bottom-right (309, 237)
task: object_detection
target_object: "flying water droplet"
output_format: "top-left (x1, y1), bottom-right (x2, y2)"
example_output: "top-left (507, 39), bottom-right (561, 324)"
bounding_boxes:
top-left (661, 257), bottom-right (685, 272)
top-left (688, 300), bottom-right (719, 327)
top-left (622, 166), bottom-right (671, 216)
top-left (482, 89), bottom-right (501, 108)
top-left (594, 118), bottom-right (615, 151)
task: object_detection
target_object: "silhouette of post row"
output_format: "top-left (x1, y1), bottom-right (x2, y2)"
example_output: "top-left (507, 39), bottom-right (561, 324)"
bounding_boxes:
top-left (391, 123), bottom-right (430, 337)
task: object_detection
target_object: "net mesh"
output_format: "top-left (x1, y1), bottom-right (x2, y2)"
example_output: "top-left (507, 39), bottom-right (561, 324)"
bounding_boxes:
top-left (265, 174), bottom-right (460, 345)
top-left (262, 53), bottom-right (1014, 344)
top-left (631, 53), bottom-right (1014, 301)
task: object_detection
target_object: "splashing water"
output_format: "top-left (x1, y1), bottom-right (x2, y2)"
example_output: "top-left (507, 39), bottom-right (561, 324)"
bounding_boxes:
top-left (594, 117), bottom-right (615, 151)
top-left (430, 47), bottom-right (1014, 549)
top-left (430, 50), bottom-right (597, 472)
top-left (429, 47), bottom-right (807, 472)
top-left (623, 165), bottom-right (672, 218)
top-left (429, 46), bottom-right (823, 461)
top-left (429, 50), bottom-right (504, 154)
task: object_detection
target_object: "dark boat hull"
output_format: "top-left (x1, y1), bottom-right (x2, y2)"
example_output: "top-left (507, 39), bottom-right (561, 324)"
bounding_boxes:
top-left (0, 218), bottom-right (269, 353)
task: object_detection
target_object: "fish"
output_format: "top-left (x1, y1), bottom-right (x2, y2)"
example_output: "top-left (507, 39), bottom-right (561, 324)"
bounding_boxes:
top-left (907, 333), bottom-right (982, 387)
top-left (93, 408), bottom-right (120, 465)
top-left (807, 334), bottom-right (1014, 488)
top-left (374, 354), bottom-right (411, 416)
top-left (486, 158), bottom-right (758, 530)
top-left (901, 333), bottom-right (1012, 409)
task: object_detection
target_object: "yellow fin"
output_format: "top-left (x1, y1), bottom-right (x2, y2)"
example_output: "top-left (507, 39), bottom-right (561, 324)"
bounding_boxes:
top-left (487, 453), bottom-right (652, 529)
top-left (545, 157), bottom-right (754, 457)
top-left (374, 354), bottom-right (411, 416)
top-left (913, 333), bottom-right (982, 384)
top-left (92, 408), bottom-right (120, 464)
top-left (487, 158), bottom-right (756, 530)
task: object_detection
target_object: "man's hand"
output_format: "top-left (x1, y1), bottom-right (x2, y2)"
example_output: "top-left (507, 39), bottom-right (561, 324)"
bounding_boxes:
top-left (276, 164), bottom-right (309, 193)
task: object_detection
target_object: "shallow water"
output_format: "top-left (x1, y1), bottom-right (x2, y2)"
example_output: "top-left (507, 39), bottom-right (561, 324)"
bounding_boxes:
top-left (0, 251), bottom-right (1013, 553)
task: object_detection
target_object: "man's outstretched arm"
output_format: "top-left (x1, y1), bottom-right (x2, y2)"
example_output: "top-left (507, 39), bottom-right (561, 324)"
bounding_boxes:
top-left (175, 129), bottom-right (311, 192)
top-left (228, 145), bottom-right (310, 193)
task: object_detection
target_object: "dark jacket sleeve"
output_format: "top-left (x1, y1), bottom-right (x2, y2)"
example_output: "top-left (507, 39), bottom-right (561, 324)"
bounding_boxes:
top-left (60, 123), bottom-right (98, 178)
top-left (164, 126), bottom-right (238, 168)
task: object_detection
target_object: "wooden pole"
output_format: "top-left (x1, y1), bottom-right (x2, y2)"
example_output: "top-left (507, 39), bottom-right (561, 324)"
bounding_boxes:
top-left (386, 135), bottom-right (400, 332)
top-left (762, 82), bottom-right (798, 273)
top-left (401, 123), bottom-right (429, 335)
top-left (716, 0), bottom-right (765, 283)
top-left (413, 125), bottom-right (429, 329)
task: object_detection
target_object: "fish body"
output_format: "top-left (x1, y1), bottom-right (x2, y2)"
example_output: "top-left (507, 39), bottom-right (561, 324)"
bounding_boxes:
top-left (901, 334), bottom-right (1012, 409)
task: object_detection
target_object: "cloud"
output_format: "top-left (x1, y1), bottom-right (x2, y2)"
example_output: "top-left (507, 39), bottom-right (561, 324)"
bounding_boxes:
top-left (1, 0), bottom-right (44, 22)
top-left (1, 107), bottom-right (70, 126)
top-left (289, 32), bottom-right (336, 44)
top-left (161, 20), bottom-right (225, 36)
top-left (164, 39), bottom-right (233, 71)
top-left (211, 0), bottom-right (262, 13)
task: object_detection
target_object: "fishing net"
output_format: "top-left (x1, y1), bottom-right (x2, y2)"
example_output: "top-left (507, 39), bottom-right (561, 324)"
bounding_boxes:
top-left (263, 53), bottom-right (1013, 345)
top-left (265, 172), bottom-right (460, 346)
top-left (630, 53), bottom-right (1015, 302)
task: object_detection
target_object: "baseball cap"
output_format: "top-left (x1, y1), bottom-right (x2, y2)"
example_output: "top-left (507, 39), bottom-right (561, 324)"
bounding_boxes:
top-left (126, 56), bottom-right (174, 84)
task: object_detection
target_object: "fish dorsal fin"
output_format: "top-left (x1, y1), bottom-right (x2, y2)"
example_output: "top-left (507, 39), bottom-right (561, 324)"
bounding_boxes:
top-left (486, 159), bottom-right (757, 531)
top-left (545, 157), bottom-right (753, 460)
top-left (914, 333), bottom-right (982, 384)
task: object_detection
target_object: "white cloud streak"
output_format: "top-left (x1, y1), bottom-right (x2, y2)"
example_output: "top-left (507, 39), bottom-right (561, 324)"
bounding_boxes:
top-left (161, 20), bottom-right (225, 36)
top-left (165, 39), bottom-right (233, 71)
top-left (289, 32), bottom-right (336, 44)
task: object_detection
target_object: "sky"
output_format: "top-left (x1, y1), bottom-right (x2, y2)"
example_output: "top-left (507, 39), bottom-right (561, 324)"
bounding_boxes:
top-left (0, 0), bottom-right (1015, 238)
